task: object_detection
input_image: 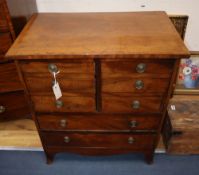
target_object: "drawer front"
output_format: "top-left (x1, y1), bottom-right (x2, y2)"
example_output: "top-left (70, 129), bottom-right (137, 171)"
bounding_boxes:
top-left (21, 61), bottom-right (95, 95)
top-left (20, 61), bottom-right (94, 75)
top-left (23, 73), bottom-right (94, 94)
top-left (32, 94), bottom-right (95, 112)
top-left (102, 93), bottom-right (163, 113)
top-left (101, 60), bottom-right (174, 78)
top-left (0, 62), bottom-right (23, 93)
top-left (0, 32), bottom-right (12, 54)
top-left (0, 91), bottom-right (29, 121)
top-left (37, 114), bottom-right (161, 131)
top-left (168, 131), bottom-right (199, 154)
top-left (42, 132), bottom-right (156, 149)
top-left (102, 77), bottom-right (170, 94)
top-left (20, 61), bottom-right (96, 112)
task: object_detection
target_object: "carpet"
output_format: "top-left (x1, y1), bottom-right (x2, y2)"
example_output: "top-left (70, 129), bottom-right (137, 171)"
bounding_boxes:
top-left (0, 151), bottom-right (199, 175)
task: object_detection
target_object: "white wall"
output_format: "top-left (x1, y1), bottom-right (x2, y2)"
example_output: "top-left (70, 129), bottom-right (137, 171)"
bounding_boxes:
top-left (7, 0), bottom-right (199, 51)
top-left (7, 0), bottom-right (37, 19)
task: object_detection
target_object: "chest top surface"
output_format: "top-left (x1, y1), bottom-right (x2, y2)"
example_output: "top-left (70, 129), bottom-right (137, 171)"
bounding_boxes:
top-left (6, 11), bottom-right (189, 60)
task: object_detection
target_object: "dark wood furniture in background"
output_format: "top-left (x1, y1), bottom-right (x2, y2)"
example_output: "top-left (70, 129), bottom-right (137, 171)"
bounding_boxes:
top-left (162, 15), bottom-right (189, 149)
top-left (0, 0), bottom-right (29, 121)
top-left (163, 16), bottom-right (199, 153)
top-left (167, 95), bottom-right (199, 154)
top-left (169, 15), bottom-right (188, 40)
top-left (7, 12), bottom-right (190, 164)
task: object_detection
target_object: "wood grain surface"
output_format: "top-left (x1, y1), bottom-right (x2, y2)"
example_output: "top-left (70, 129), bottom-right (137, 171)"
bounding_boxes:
top-left (0, 118), bottom-right (164, 150)
top-left (20, 61), bottom-right (94, 74)
top-left (102, 77), bottom-right (170, 94)
top-left (0, 5), bottom-right (9, 32)
top-left (101, 59), bottom-right (174, 78)
top-left (167, 95), bottom-right (199, 154)
top-left (0, 32), bottom-right (12, 55)
top-left (20, 61), bottom-right (95, 94)
top-left (41, 132), bottom-right (156, 149)
top-left (102, 93), bottom-right (163, 113)
top-left (6, 12), bottom-right (189, 59)
top-left (0, 91), bottom-right (30, 121)
top-left (0, 62), bottom-right (23, 93)
top-left (0, 0), bottom-right (30, 123)
top-left (37, 114), bottom-right (161, 131)
top-left (32, 94), bottom-right (95, 113)
top-left (168, 95), bottom-right (199, 131)
top-left (0, 119), bottom-right (42, 148)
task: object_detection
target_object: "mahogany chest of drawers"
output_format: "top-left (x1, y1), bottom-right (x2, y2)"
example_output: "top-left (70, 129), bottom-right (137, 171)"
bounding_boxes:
top-left (6, 12), bottom-right (190, 164)
top-left (0, 0), bottom-right (29, 120)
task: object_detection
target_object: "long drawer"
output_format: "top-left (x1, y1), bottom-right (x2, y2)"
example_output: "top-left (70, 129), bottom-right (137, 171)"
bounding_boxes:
top-left (37, 114), bottom-right (161, 131)
top-left (41, 132), bottom-right (156, 149)
top-left (0, 91), bottom-right (29, 121)
top-left (102, 93), bottom-right (163, 113)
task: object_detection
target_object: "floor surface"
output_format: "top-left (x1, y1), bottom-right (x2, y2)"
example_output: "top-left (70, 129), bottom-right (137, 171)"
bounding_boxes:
top-left (0, 151), bottom-right (199, 175)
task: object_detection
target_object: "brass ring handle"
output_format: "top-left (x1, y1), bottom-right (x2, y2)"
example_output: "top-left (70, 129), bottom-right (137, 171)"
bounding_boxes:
top-left (0, 106), bottom-right (6, 114)
top-left (130, 121), bottom-right (138, 128)
top-left (64, 136), bottom-right (70, 143)
top-left (60, 119), bottom-right (67, 127)
top-left (135, 80), bottom-right (144, 89)
top-left (132, 100), bottom-right (140, 109)
top-left (48, 63), bottom-right (58, 73)
top-left (128, 137), bottom-right (135, 144)
top-left (55, 100), bottom-right (64, 108)
top-left (136, 63), bottom-right (146, 73)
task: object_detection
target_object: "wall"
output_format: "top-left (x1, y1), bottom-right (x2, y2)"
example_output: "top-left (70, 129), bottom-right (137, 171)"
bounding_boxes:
top-left (6, 0), bottom-right (37, 19)
top-left (7, 0), bottom-right (199, 51)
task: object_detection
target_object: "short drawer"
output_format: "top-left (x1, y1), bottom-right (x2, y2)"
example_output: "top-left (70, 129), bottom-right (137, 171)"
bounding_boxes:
top-left (0, 32), bottom-right (12, 54)
top-left (23, 73), bottom-right (94, 94)
top-left (0, 91), bottom-right (29, 121)
top-left (102, 77), bottom-right (170, 94)
top-left (37, 114), bottom-right (161, 131)
top-left (101, 60), bottom-right (174, 78)
top-left (0, 62), bottom-right (23, 93)
top-left (20, 61), bottom-right (95, 95)
top-left (41, 132), bottom-right (156, 149)
top-left (32, 94), bottom-right (95, 113)
top-left (102, 93), bottom-right (163, 113)
top-left (20, 61), bottom-right (94, 77)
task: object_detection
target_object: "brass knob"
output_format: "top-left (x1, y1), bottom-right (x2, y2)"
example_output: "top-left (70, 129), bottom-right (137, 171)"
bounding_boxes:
top-left (55, 100), bottom-right (64, 108)
top-left (60, 119), bottom-right (67, 127)
top-left (132, 100), bottom-right (140, 109)
top-left (64, 136), bottom-right (70, 143)
top-left (135, 80), bottom-right (144, 89)
top-left (130, 121), bottom-right (138, 128)
top-left (48, 63), bottom-right (58, 73)
top-left (128, 137), bottom-right (135, 144)
top-left (136, 63), bottom-right (146, 73)
top-left (0, 106), bottom-right (6, 114)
